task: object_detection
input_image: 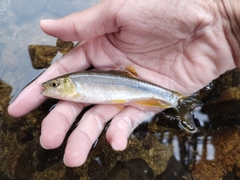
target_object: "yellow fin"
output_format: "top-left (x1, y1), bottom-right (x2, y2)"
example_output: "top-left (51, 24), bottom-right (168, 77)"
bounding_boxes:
top-left (111, 99), bottom-right (128, 104)
top-left (126, 66), bottom-right (138, 76)
top-left (113, 66), bottom-right (138, 78)
top-left (133, 99), bottom-right (172, 108)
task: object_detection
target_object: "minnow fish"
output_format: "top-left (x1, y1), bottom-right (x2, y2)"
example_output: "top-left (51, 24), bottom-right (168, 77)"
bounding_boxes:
top-left (41, 69), bottom-right (203, 133)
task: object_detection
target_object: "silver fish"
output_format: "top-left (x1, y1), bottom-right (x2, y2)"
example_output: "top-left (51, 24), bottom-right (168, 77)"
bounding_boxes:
top-left (42, 69), bottom-right (203, 133)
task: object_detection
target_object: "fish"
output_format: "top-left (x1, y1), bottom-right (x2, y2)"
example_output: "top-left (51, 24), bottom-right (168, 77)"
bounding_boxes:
top-left (41, 69), bottom-right (203, 133)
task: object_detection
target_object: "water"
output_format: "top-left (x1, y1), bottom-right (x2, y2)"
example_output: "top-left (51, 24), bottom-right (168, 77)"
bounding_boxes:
top-left (0, 0), bottom-right (98, 99)
top-left (1, 0), bottom-right (240, 180)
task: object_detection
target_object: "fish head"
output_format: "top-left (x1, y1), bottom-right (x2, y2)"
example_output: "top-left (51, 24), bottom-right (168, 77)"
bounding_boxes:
top-left (41, 77), bottom-right (77, 100)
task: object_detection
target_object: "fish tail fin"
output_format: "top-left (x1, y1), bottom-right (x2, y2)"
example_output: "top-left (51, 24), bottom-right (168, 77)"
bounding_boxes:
top-left (175, 96), bottom-right (203, 133)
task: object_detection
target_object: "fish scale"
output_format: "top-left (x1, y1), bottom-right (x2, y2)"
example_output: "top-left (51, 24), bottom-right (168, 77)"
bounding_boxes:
top-left (68, 71), bottom-right (179, 105)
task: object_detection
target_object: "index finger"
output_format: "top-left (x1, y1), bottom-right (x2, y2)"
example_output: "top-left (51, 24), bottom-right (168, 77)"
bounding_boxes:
top-left (40, 1), bottom-right (119, 42)
top-left (8, 45), bottom-right (91, 117)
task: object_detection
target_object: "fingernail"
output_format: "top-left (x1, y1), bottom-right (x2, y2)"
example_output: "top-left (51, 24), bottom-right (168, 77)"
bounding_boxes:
top-left (40, 19), bottom-right (56, 25)
top-left (40, 19), bottom-right (55, 22)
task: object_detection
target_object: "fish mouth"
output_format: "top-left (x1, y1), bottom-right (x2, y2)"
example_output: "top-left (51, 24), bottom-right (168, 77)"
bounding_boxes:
top-left (41, 89), bottom-right (49, 97)
top-left (41, 82), bottom-right (50, 90)
top-left (41, 82), bottom-right (51, 96)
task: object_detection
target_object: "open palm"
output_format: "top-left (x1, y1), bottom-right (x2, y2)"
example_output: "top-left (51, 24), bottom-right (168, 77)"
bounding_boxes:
top-left (8, 0), bottom-right (236, 167)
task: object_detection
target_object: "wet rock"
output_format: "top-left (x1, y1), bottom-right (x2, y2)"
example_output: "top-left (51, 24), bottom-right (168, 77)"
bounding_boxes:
top-left (222, 170), bottom-right (238, 180)
top-left (8, 144), bottom-right (36, 179)
top-left (28, 45), bottom-right (58, 69)
top-left (191, 127), bottom-right (240, 179)
top-left (29, 39), bottom-right (75, 69)
top-left (232, 68), bottom-right (240, 87)
top-left (107, 158), bottom-right (154, 180)
top-left (0, 80), bottom-right (12, 102)
top-left (56, 39), bottom-right (74, 55)
top-left (201, 100), bottom-right (240, 129)
top-left (108, 166), bottom-right (131, 180)
top-left (88, 156), bottom-right (107, 180)
top-left (7, 142), bottom-right (65, 179)
top-left (142, 137), bottom-right (153, 150)
top-left (155, 156), bottom-right (192, 180)
top-left (0, 80), bottom-right (13, 132)
top-left (198, 68), bottom-right (240, 104)
top-left (0, 104), bottom-right (3, 116)
top-left (17, 128), bottom-right (34, 143)
top-left (11, 0), bottom-right (47, 19)
top-left (60, 168), bottom-right (81, 180)
top-left (35, 144), bottom-right (64, 171)
top-left (0, 171), bottom-right (10, 180)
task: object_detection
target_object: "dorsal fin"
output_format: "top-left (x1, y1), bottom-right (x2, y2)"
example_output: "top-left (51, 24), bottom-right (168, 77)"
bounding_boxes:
top-left (113, 66), bottom-right (138, 78)
top-left (126, 66), bottom-right (138, 76)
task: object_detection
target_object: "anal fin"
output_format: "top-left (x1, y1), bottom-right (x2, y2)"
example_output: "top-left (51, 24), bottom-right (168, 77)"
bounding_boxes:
top-left (110, 98), bottom-right (172, 109)
top-left (133, 98), bottom-right (172, 108)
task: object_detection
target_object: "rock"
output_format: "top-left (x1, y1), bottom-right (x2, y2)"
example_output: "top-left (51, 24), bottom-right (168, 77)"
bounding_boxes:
top-left (107, 158), bottom-right (154, 180)
top-left (60, 168), bottom-right (81, 180)
top-left (88, 157), bottom-right (107, 180)
top-left (155, 156), bottom-right (192, 180)
top-left (201, 100), bottom-right (240, 129)
top-left (191, 127), bottom-right (240, 179)
top-left (56, 39), bottom-right (74, 55)
top-left (17, 128), bottom-right (34, 143)
top-left (35, 144), bottom-right (65, 171)
top-left (0, 171), bottom-right (10, 180)
top-left (0, 104), bottom-right (3, 116)
top-left (28, 45), bottom-right (58, 69)
top-left (29, 39), bottom-right (75, 69)
top-left (197, 68), bottom-right (240, 104)
top-left (8, 145), bottom-right (36, 179)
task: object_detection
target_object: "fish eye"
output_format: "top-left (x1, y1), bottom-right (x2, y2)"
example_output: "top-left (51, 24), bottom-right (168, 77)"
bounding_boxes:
top-left (50, 80), bottom-right (59, 88)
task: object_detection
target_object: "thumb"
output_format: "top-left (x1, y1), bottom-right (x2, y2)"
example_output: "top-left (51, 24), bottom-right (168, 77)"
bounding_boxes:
top-left (40, 1), bottom-right (119, 41)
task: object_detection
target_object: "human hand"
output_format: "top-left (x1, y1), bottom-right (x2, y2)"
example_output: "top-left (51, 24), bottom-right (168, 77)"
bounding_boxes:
top-left (8, 0), bottom-right (239, 167)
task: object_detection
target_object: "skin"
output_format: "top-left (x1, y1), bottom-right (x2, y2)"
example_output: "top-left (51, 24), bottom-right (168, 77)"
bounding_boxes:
top-left (8, 0), bottom-right (240, 167)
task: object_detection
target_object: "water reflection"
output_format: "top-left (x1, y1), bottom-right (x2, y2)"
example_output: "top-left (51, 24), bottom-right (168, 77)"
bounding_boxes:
top-left (195, 136), bottom-right (204, 161)
top-left (172, 135), bottom-right (180, 161)
top-left (142, 129), bottom-right (216, 165)
top-left (206, 136), bottom-right (215, 160)
top-left (194, 107), bottom-right (209, 127)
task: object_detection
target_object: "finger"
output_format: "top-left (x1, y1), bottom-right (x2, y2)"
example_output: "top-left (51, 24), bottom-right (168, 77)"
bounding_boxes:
top-left (63, 104), bottom-right (123, 167)
top-left (40, 1), bottom-right (119, 41)
top-left (40, 101), bottom-right (84, 149)
top-left (8, 44), bottom-right (91, 117)
top-left (106, 107), bottom-right (155, 151)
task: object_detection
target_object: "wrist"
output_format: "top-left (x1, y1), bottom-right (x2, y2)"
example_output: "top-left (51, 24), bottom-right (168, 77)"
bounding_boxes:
top-left (219, 0), bottom-right (240, 66)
